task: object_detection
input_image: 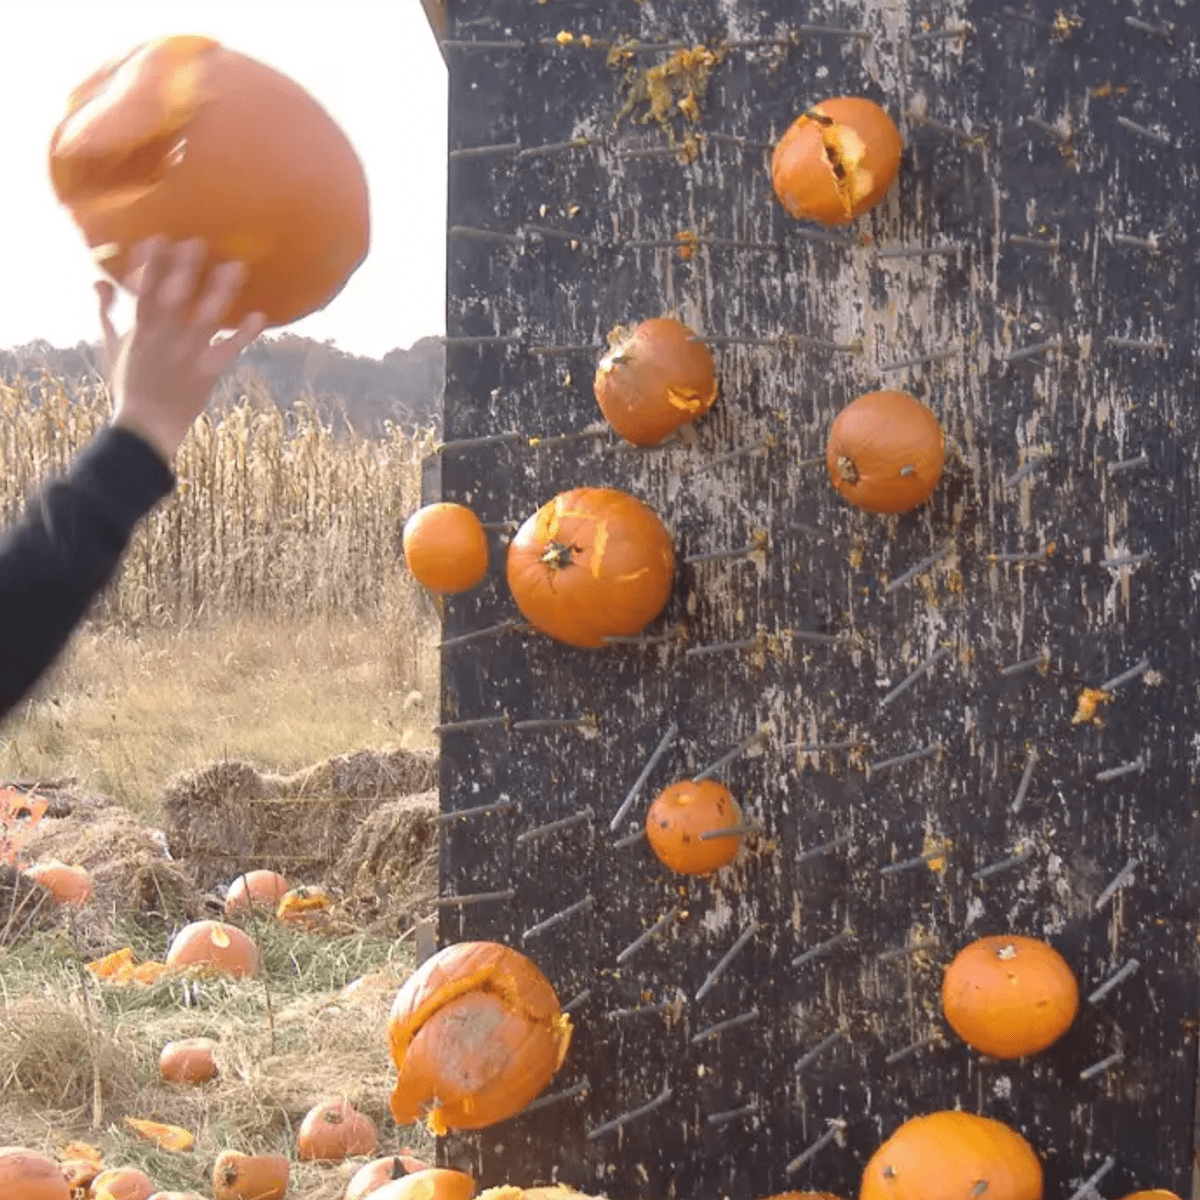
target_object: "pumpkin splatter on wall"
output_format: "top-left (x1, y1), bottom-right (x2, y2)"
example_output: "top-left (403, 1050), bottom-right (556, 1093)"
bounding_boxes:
top-left (429, 1), bottom-right (1200, 1196)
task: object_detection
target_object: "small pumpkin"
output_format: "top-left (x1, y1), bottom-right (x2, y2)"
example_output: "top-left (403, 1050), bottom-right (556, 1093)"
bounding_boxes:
top-left (0, 1147), bottom-right (70, 1200)
top-left (92, 1166), bottom-right (156, 1200)
top-left (860, 1111), bottom-right (1042, 1200)
top-left (296, 1098), bottom-right (378, 1163)
top-left (50, 35), bottom-right (369, 328)
top-left (20, 860), bottom-right (93, 905)
top-left (224, 869), bottom-right (290, 915)
top-left (166, 920), bottom-right (259, 978)
top-left (506, 487), bottom-right (675, 648)
top-left (772, 96), bottom-right (902, 225)
top-left (366, 1169), bottom-right (476, 1200)
top-left (645, 779), bottom-right (744, 875)
top-left (212, 1150), bottom-right (290, 1200)
top-left (594, 317), bottom-right (718, 446)
top-left (826, 390), bottom-right (945, 514)
top-left (158, 1037), bottom-right (218, 1085)
top-left (942, 934), bottom-right (1079, 1059)
top-left (276, 884), bottom-right (332, 928)
top-left (403, 503), bottom-right (489, 595)
top-left (388, 941), bottom-right (573, 1133)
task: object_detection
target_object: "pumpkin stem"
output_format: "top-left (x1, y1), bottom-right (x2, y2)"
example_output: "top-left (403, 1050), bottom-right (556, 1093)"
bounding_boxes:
top-left (803, 107), bottom-right (835, 127)
top-left (972, 1182), bottom-right (989, 1196)
top-left (836, 454), bottom-right (859, 483)
top-left (541, 540), bottom-right (578, 570)
top-left (392, 1156), bottom-right (405, 1180)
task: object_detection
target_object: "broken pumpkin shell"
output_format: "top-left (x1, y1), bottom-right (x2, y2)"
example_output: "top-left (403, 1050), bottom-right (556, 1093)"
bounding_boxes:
top-left (92, 1166), bottom-right (156, 1200)
top-left (345, 1156), bottom-right (434, 1200)
top-left (123, 1118), bottom-right (194, 1153)
top-left (212, 1149), bottom-right (290, 1200)
top-left (365, 1169), bottom-right (476, 1200)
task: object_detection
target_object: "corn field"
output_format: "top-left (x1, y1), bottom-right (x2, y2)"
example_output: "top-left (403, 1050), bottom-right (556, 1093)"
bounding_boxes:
top-left (0, 374), bottom-right (439, 629)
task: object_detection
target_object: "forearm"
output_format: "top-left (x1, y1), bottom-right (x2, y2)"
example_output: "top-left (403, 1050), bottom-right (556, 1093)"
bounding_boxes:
top-left (0, 426), bottom-right (174, 719)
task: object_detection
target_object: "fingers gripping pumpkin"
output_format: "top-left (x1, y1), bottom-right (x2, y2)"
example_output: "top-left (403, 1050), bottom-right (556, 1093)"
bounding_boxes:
top-left (388, 941), bottom-right (572, 1133)
top-left (506, 488), bottom-right (675, 648)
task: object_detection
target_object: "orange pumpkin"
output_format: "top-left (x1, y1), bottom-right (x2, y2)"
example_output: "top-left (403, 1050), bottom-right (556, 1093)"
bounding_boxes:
top-left (158, 1037), bottom-right (218, 1085)
top-left (403, 504), bottom-right (490, 595)
top-left (59, 1157), bottom-right (102, 1194)
top-left (92, 1166), bottom-right (156, 1200)
top-left (20, 860), bottom-right (93, 905)
top-left (0, 1148), bottom-right (70, 1200)
top-left (942, 935), bottom-right (1079, 1059)
top-left (1117, 1194), bottom-right (1183, 1200)
top-left (50, 35), bottom-right (369, 329)
top-left (645, 779), bottom-right (744, 875)
top-left (772, 96), bottom-right (901, 225)
top-left (860, 1111), bottom-right (1042, 1200)
top-left (296, 1098), bottom-right (378, 1163)
top-left (366, 1170), bottom-right (476, 1200)
top-left (506, 488), bottom-right (675, 648)
top-left (224, 869), bottom-right (290, 915)
top-left (761, 1194), bottom-right (845, 1200)
top-left (388, 941), bottom-right (573, 1133)
top-left (123, 1119), bottom-right (194, 1153)
top-left (276, 884), bottom-right (332, 928)
top-left (165, 920), bottom-right (259, 978)
top-left (826, 390), bottom-right (945, 514)
top-left (212, 1150), bottom-right (290, 1200)
top-left (148, 1193), bottom-right (208, 1200)
top-left (593, 317), bottom-right (718, 446)
top-left (345, 1157), bottom-right (410, 1200)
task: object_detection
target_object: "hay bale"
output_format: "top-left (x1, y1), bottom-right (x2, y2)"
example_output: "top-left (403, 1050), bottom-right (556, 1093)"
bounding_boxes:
top-left (160, 749), bottom-right (437, 892)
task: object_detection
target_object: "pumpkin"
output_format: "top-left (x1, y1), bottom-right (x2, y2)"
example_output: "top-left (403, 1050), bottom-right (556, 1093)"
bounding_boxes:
top-left (224, 869), bottom-right (290, 915)
top-left (388, 941), bottom-right (573, 1133)
top-left (123, 1119), bottom-right (194, 1153)
top-left (475, 1189), bottom-right (602, 1200)
top-left (593, 317), bottom-right (718, 446)
top-left (366, 1170), bottom-right (476, 1200)
top-left (92, 1167), bottom-right (156, 1200)
top-left (20, 860), bottom-right (93, 905)
top-left (276, 884), bottom-right (332, 928)
top-left (942, 935), bottom-right (1079, 1059)
top-left (1116, 1194), bottom-right (1183, 1200)
top-left (0, 1148), bottom-right (70, 1200)
top-left (87, 946), bottom-right (137, 981)
top-left (403, 503), bottom-right (489, 595)
top-left (860, 1111), bottom-right (1042, 1200)
top-left (59, 1157), bottom-right (102, 1195)
top-left (131, 961), bottom-right (170, 986)
top-left (645, 779), bottom-right (744, 875)
top-left (826, 390), bottom-right (945, 514)
top-left (345, 1155), bottom-right (436, 1200)
top-left (148, 1193), bottom-right (208, 1200)
top-left (50, 35), bottom-right (369, 329)
top-left (772, 96), bottom-right (901, 225)
top-left (296, 1098), bottom-right (379, 1163)
top-left (506, 488), bottom-right (675, 648)
top-left (212, 1150), bottom-right (290, 1200)
top-left (166, 920), bottom-right (259, 978)
top-left (158, 1037), bottom-right (218, 1085)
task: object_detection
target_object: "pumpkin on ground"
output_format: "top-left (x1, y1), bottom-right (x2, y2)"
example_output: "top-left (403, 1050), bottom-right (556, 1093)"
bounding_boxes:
top-left (403, 503), bottom-right (490, 595)
top-left (276, 884), bottom-right (333, 928)
top-left (296, 1098), bottom-right (379, 1163)
top-left (60, 1157), bottom-right (103, 1195)
top-left (942, 934), bottom-right (1079, 1059)
top-left (20, 860), bottom-right (93, 905)
top-left (123, 1119), bottom-right (194, 1153)
top-left (646, 779), bottom-right (744, 875)
top-left (165, 920), bottom-right (259, 978)
top-left (860, 1111), bottom-right (1042, 1200)
top-left (506, 487), bottom-right (675, 648)
top-left (345, 1156), bottom-right (436, 1200)
top-left (158, 1037), bottom-right (218, 1084)
top-left (0, 1147), bottom-right (70, 1200)
top-left (92, 1166), bottom-right (156, 1200)
top-left (212, 1150), bottom-right (289, 1200)
top-left (593, 317), bottom-right (718, 446)
top-left (224, 869), bottom-right (289, 915)
top-left (365, 1169), bottom-right (476, 1200)
top-left (826, 390), bottom-right (945, 514)
top-left (772, 96), bottom-right (902, 225)
top-left (388, 941), bottom-right (573, 1133)
top-left (50, 35), bottom-right (369, 328)
top-left (1117, 1193), bottom-right (1183, 1199)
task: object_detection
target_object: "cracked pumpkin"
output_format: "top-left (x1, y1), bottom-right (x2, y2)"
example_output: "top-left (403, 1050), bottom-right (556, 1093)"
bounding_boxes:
top-left (506, 487), bottom-right (674, 648)
top-left (771, 96), bottom-right (901, 225)
top-left (646, 779), bottom-right (744, 875)
top-left (388, 941), bottom-right (572, 1133)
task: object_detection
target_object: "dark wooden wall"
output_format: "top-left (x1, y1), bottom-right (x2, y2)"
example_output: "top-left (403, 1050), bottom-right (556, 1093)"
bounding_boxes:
top-left (433, 1), bottom-right (1200, 1195)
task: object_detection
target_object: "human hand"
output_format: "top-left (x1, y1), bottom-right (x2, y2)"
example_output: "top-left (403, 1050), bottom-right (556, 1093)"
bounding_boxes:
top-left (97, 237), bottom-right (267, 463)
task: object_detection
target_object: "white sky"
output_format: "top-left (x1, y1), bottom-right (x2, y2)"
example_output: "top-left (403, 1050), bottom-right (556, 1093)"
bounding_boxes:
top-left (0, 0), bottom-right (447, 360)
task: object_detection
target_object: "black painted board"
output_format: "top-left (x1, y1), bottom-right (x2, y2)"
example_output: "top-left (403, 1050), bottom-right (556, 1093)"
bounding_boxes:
top-left (434, 1), bottom-right (1200, 1196)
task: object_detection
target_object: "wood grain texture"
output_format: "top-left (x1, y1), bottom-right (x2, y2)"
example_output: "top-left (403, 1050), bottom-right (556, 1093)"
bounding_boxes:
top-left (434, 1), bottom-right (1200, 1195)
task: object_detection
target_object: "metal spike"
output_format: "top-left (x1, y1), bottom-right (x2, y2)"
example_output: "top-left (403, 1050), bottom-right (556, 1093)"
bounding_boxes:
top-left (1112, 233), bottom-right (1160, 252)
top-left (1001, 653), bottom-right (1048, 678)
top-left (561, 991), bottom-right (592, 1014)
top-left (1099, 657), bottom-right (1150, 692)
top-left (878, 349), bottom-right (958, 371)
top-left (1095, 858), bottom-right (1137, 911)
top-left (515, 807), bottom-right (595, 846)
top-left (522, 895), bottom-right (596, 941)
top-left (1105, 335), bottom-right (1166, 351)
top-left (1009, 233), bottom-right (1060, 250)
top-left (791, 930), bottom-right (849, 968)
top-left (432, 799), bottom-right (517, 826)
top-left (706, 1101), bottom-right (760, 1127)
top-left (1002, 339), bottom-right (1059, 364)
top-left (972, 844), bottom-right (1035, 880)
top-left (684, 635), bottom-right (762, 658)
top-left (1100, 551), bottom-right (1153, 569)
top-left (441, 39), bottom-right (525, 50)
top-left (433, 889), bottom-right (515, 908)
top-left (869, 744), bottom-right (940, 772)
top-left (885, 1033), bottom-right (944, 1064)
top-left (784, 1118), bottom-right (848, 1175)
top-left (613, 829), bottom-right (647, 849)
top-left (433, 714), bottom-right (508, 734)
top-left (1116, 116), bottom-right (1173, 147)
top-left (1011, 748), bottom-right (1039, 813)
top-left (1095, 757), bottom-right (1145, 782)
top-left (880, 847), bottom-right (945, 876)
top-left (905, 111), bottom-right (984, 145)
top-left (685, 540), bottom-right (765, 565)
top-left (1123, 15), bottom-right (1174, 39)
top-left (1065, 1155), bottom-right (1116, 1197)
top-left (511, 716), bottom-right (595, 732)
top-left (691, 1007), bottom-right (760, 1044)
top-left (694, 921), bottom-right (758, 1001)
top-left (447, 226), bottom-right (522, 245)
top-left (876, 244), bottom-right (963, 259)
top-left (616, 911), bottom-right (676, 964)
top-left (795, 1029), bottom-right (844, 1072)
top-left (694, 726), bottom-right (771, 781)
top-left (606, 997), bottom-right (678, 1020)
top-left (437, 431), bottom-right (523, 453)
top-left (1106, 450), bottom-right (1150, 473)
top-left (1025, 117), bottom-right (1070, 143)
top-left (440, 619), bottom-right (527, 650)
top-left (1087, 958), bottom-right (1141, 1004)
top-left (699, 821), bottom-right (761, 842)
top-left (796, 835), bottom-right (851, 864)
top-left (886, 546), bottom-right (952, 591)
top-left (1079, 1054), bottom-right (1123, 1083)
top-left (609, 722), bottom-right (679, 831)
top-left (449, 141), bottom-right (521, 159)
top-left (989, 547), bottom-right (1051, 563)
top-left (880, 646), bottom-right (951, 708)
top-left (586, 1085), bottom-right (673, 1140)
top-left (1005, 452), bottom-right (1051, 486)
top-left (522, 1077), bottom-right (591, 1114)
top-left (527, 344), bottom-right (605, 355)
top-left (796, 24), bottom-right (871, 39)
top-left (517, 137), bottom-right (592, 159)
top-left (601, 628), bottom-right (685, 647)
top-left (877, 938), bottom-right (940, 963)
top-left (440, 334), bottom-right (523, 346)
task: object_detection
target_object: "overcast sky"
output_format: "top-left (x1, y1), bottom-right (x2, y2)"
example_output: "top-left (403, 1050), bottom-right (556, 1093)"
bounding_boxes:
top-left (0, 0), bottom-right (447, 360)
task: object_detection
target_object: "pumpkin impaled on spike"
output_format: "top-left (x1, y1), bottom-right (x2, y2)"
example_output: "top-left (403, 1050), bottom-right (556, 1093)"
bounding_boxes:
top-left (646, 779), bottom-right (744, 875)
top-left (506, 487), bottom-right (675, 648)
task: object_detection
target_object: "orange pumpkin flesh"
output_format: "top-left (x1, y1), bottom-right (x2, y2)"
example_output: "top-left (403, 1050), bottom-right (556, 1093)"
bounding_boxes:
top-left (296, 1098), bottom-right (378, 1163)
top-left (506, 487), bottom-right (675, 649)
top-left (1118, 1193), bottom-right (1183, 1199)
top-left (403, 503), bottom-right (490, 595)
top-left (20, 860), bottom-right (93, 905)
top-left (123, 1119), bottom-right (194, 1153)
top-left (861, 1111), bottom-right (1042, 1200)
top-left (50, 35), bottom-right (369, 328)
top-left (92, 1166), bottom-right (156, 1200)
top-left (646, 779), bottom-right (744, 875)
top-left (165, 919), bottom-right (259, 978)
top-left (212, 1150), bottom-right (290, 1200)
top-left (388, 941), bottom-right (572, 1133)
top-left (60, 1157), bottom-right (102, 1194)
top-left (772, 96), bottom-right (901, 225)
top-left (0, 1147), bottom-right (71, 1200)
top-left (276, 884), bottom-right (332, 927)
top-left (826, 390), bottom-right (945, 514)
top-left (594, 317), bottom-right (718, 446)
top-left (345, 1156), bottom-right (409, 1200)
top-left (224, 869), bottom-right (290, 915)
top-left (942, 934), bottom-right (1079, 1059)
top-left (158, 1036), bottom-right (218, 1084)
top-left (366, 1169), bottom-right (476, 1200)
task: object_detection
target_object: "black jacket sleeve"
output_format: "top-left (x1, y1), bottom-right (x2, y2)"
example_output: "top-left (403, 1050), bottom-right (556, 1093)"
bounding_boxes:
top-left (0, 426), bottom-right (175, 720)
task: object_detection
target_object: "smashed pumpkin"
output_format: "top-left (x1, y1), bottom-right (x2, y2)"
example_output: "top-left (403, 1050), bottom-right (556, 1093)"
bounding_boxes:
top-left (212, 1150), bottom-right (289, 1200)
top-left (366, 1169), bottom-right (477, 1200)
top-left (123, 1118), bottom-right (194, 1153)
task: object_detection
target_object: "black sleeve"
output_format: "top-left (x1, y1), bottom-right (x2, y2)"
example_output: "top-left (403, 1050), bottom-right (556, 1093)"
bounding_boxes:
top-left (0, 426), bottom-right (175, 720)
